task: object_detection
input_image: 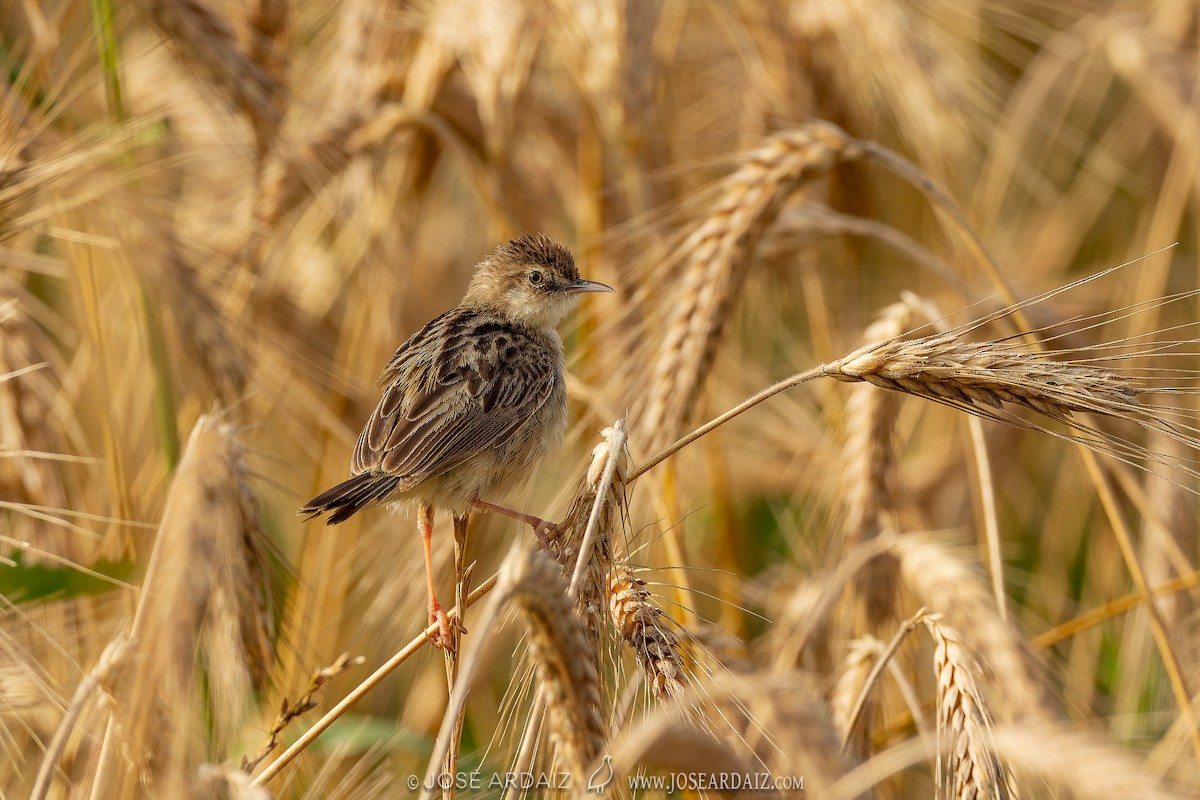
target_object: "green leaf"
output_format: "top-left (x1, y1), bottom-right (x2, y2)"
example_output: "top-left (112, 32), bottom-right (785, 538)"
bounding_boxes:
top-left (0, 550), bottom-right (134, 604)
top-left (313, 714), bottom-right (432, 757)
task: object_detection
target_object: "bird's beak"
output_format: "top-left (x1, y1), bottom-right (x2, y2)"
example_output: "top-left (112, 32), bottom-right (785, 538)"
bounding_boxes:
top-left (564, 278), bottom-right (615, 293)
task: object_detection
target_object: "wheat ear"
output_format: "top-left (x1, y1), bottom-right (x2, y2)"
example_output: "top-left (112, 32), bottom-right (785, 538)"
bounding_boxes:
top-left (893, 534), bottom-right (1050, 721)
top-left (831, 635), bottom-right (885, 749)
top-left (825, 333), bottom-right (1138, 421)
top-left (256, 102), bottom-right (422, 225)
top-left (641, 123), bottom-right (863, 448)
top-left (550, 421), bottom-right (628, 647)
top-left (924, 615), bottom-right (1009, 800)
top-left (89, 415), bottom-right (269, 797)
top-left (990, 721), bottom-right (1178, 800)
top-left (842, 301), bottom-right (911, 624)
top-left (139, 0), bottom-right (280, 147)
top-left (421, 548), bottom-right (604, 799)
top-left (835, 608), bottom-right (928, 754)
top-left (607, 563), bottom-right (687, 701)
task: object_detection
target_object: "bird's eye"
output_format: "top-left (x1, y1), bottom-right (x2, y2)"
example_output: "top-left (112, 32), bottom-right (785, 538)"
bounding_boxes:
top-left (528, 270), bottom-right (544, 285)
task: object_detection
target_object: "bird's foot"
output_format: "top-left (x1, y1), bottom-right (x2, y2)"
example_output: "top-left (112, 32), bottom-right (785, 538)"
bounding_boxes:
top-left (531, 520), bottom-right (559, 553)
top-left (427, 602), bottom-right (457, 651)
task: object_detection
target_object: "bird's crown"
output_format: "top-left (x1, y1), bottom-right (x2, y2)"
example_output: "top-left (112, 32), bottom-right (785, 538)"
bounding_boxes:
top-left (462, 234), bottom-right (611, 328)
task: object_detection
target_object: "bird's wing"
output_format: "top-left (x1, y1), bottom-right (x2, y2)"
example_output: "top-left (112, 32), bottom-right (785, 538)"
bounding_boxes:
top-left (351, 312), bottom-right (559, 485)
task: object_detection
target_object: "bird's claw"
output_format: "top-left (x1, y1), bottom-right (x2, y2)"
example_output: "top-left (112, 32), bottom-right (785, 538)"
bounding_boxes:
top-left (427, 605), bottom-right (457, 651)
top-left (533, 521), bottom-right (559, 553)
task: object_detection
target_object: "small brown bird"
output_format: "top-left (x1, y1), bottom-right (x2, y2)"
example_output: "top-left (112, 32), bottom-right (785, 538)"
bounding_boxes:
top-left (301, 234), bottom-right (612, 647)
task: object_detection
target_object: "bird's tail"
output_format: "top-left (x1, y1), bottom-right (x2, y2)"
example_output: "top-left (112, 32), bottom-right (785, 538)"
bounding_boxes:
top-left (300, 472), bottom-right (401, 525)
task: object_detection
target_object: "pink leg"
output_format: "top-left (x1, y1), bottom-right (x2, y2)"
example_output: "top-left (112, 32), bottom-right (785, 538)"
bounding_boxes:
top-left (419, 504), bottom-right (454, 650)
top-left (471, 499), bottom-right (556, 551)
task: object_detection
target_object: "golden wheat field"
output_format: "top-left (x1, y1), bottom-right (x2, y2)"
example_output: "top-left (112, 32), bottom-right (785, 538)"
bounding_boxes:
top-left (5, 0), bottom-right (1200, 798)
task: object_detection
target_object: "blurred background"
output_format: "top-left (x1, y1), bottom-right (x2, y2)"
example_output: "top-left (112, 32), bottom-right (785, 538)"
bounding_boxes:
top-left (2, 0), bottom-right (1199, 797)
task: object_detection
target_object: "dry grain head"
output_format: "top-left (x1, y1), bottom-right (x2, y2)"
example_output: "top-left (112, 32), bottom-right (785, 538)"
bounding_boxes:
top-left (496, 546), bottom-right (607, 778)
top-left (828, 334), bottom-right (1139, 420)
top-left (607, 563), bottom-right (686, 702)
top-left (925, 615), bottom-right (1009, 800)
top-left (551, 422), bottom-right (628, 649)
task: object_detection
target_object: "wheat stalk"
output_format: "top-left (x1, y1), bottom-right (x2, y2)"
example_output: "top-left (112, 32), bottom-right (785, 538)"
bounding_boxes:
top-left (251, 574), bottom-right (500, 787)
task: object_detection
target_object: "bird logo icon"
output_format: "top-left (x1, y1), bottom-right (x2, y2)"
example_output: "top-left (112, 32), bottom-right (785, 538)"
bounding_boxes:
top-left (586, 755), bottom-right (614, 793)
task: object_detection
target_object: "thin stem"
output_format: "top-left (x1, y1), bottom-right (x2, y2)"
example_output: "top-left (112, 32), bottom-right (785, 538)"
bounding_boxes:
top-left (840, 609), bottom-right (927, 751)
top-left (421, 571), bottom-right (513, 800)
top-left (89, 0), bottom-right (125, 121)
top-left (251, 573), bottom-right (499, 786)
top-left (569, 419), bottom-right (626, 598)
top-left (33, 637), bottom-right (129, 800)
top-left (967, 417), bottom-right (1007, 622)
top-left (629, 366), bottom-right (824, 482)
top-left (1077, 448), bottom-right (1200, 759)
top-left (1033, 570), bottom-right (1200, 648)
top-left (440, 517), bottom-right (472, 799)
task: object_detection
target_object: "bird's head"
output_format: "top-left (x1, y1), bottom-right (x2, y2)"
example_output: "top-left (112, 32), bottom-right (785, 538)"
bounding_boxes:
top-left (463, 234), bottom-right (613, 328)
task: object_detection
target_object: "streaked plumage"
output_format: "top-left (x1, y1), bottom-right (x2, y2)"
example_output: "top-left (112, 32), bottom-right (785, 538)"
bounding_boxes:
top-left (300, 234), bottom-right (612, 647)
